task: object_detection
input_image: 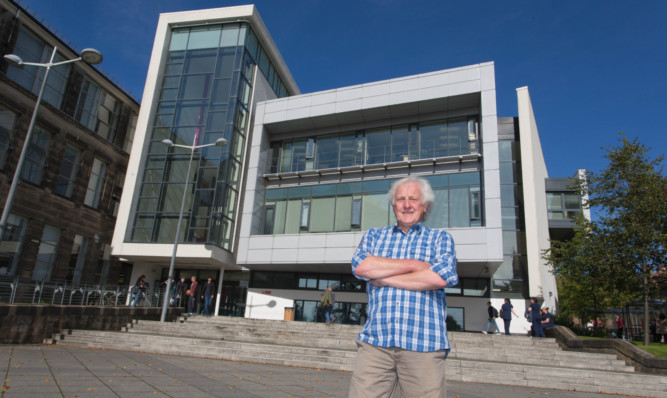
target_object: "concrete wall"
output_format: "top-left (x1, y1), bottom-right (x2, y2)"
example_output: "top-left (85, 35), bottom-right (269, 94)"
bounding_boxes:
top-left (0, 304), bottom-right (182, 344)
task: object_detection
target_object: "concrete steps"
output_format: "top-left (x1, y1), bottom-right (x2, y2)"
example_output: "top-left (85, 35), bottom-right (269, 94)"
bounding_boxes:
top-left (46, 316), bottom-right (667, 397)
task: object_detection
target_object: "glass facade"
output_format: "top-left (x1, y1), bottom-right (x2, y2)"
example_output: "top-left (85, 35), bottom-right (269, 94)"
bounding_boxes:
top-left (493, 139), bottom-right (528, 298)
top-left (270, 117), bottom-right (479, 172)
top-left (263, 172), bottom-right (482, 234)
top-left (131, 23), bottom-right (289, 250)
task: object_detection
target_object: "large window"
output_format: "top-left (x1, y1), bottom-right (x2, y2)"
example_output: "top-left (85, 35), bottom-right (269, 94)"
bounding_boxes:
top-left (547, 192), bottom-right (582, 220)
top-left (0, 105), bottom-right (17, 169)
top-left (270, 117), bottom-right (479, 173)
top-left (0, 214), bottom-right (28, 276)
top-left (263, 172), bottom-right (482, 234)
top-left (20, 126), bottom-right (51, 185)
top-left (67, 235), bottom-right (89, 284)
top-left (84, 158), bottom-right (107, 208)
top-left (32, 225), bottom-right (61, 281)
top-left (54, 144), bottom-right (82, 198)
top-left (6, 27), bottom-right (69, 108)
top-left (74, 77), bottom-right (121, 143)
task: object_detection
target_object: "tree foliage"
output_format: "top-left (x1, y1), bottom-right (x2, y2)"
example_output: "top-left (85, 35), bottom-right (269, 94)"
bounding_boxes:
top-left (545, 134), bottom-right (666, 343)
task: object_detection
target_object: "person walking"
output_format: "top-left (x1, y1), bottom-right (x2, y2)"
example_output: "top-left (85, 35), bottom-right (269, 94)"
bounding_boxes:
top-left (321, 286), bottom-right (336, 324)
top-left (482, 301), bottom-right (500, 335)
top-left (499, 298), bottom-right (519, 335)
top-left (349, 176), bottom-right (458, 398)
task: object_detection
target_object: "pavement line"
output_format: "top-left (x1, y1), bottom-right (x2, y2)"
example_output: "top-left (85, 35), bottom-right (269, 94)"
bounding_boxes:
top-left (57, 346), bottom-right (122, 397)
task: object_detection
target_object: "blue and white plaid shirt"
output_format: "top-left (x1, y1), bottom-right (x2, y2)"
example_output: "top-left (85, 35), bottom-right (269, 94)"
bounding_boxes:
top-left (351, 222), bottom-right (458, 352)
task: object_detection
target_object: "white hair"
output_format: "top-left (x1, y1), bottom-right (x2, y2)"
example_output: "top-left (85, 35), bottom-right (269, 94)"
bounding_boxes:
top-left (387, 176), bottom-right (434, 220)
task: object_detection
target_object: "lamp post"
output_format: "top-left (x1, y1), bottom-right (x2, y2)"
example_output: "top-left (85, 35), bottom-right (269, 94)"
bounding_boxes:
top-left (160, 136), bottom-right (227, 322)
top-left (0, 46), bottom-right (103, 241)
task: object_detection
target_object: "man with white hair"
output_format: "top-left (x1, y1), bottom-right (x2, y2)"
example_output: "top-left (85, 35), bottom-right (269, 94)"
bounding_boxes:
top-left (349, 176), bottom-right (459, 398)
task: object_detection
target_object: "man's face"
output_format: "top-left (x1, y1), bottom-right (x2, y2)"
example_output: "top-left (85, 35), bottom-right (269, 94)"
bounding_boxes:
top-left (393, 182), bottom-right (428, 232)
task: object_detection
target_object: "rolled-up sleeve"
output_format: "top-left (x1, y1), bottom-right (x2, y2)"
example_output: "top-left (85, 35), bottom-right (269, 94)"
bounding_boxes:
top-left (429, 230), bottom-right (459, 287)
top-left (351, 229), bottom-right (375, 281)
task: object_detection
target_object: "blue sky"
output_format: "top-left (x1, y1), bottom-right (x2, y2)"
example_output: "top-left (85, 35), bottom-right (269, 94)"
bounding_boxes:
top-left (16, 0), bottom-right (666, 178)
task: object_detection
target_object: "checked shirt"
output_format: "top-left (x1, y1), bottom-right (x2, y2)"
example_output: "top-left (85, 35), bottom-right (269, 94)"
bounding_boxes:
top-left (351, 222), bottom-right (458, 352)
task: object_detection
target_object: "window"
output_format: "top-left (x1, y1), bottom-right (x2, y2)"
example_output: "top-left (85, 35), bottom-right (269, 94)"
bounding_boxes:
top-left (55, 144), bottom-right (81, 198)
top-left (447, 307), bottom-right (465, 332)
top-left (462, 278), bottom-right (489, 297)
top-left (124, 112), bottom-right (138, 153)
top-left (351, 198), bottom-right (362, 227)
top-left (98, 244), bottom-right (112, 286)
top-left (0, 214), bottom-right (28, 276)
top-left (298, 274), bottom-right (317, 289)
top-left (32, 225), bottom-right (61, 281)
top-left (264, 205), bottom-right (275, 234)
top-left (547, 192), bottom-right (581, 220)
top-left (67, 235), bottom-right (89, 284)
top-left (470, 187), bottom-right (481, 223)
top-left (110, 172), bottom-right (125, 217)
top-left (0, 105), bottom-right (16, 169)
top-left (6, 27), bottom-right (69, 108)
top-left (75, 78), bottom-right (122, 143)
top-left (270, 116), bottom-right (480, 173)
top-left (300, 201), bottom-right (310, 230)
top-left (0, 105), bottom-right (17, 169)
top-left (84, 158), bottom-right (107, 208)
top-left (20, 126), bottom-right (51, 185)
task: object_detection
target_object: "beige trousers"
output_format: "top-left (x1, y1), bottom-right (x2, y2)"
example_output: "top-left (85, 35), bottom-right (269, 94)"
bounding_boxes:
top-left (348, 341), bottom-right (447, 398)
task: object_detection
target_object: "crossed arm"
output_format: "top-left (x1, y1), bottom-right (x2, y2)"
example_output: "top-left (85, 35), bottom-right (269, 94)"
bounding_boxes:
top-left (354, 255), bottom-right (448, 291)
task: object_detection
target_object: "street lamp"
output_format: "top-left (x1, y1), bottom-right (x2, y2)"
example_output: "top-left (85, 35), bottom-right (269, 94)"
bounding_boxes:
top-left (0, 47), bottom-right (103, 241)
top-left (160, 136), bottom-right (227, 322)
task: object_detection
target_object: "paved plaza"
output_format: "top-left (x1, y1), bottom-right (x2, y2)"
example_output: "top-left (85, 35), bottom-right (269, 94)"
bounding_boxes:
top-left (0, 345), bottom-right (623, 398)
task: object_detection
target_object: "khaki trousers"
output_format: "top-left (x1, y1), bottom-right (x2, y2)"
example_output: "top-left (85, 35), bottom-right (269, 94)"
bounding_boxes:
top-left (348, 341), bottom-right (447, 398)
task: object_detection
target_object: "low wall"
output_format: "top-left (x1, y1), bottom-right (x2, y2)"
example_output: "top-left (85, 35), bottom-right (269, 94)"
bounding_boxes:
top-left (0, 304), bottom-right (183, 344)
top-left (548, 326), bottom-right (667, 375)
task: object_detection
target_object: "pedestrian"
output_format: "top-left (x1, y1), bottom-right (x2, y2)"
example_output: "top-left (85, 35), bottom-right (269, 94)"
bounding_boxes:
top-left (528, 297), bottom-right (544, 338)
top-left (482, 301), bottom-right (500, 335)
top-left (131, 275), bottom-right (146, 307)
top-left (349, 176), bottom-right (458, 398)
top-left (615, 315), bottom-right (624, 339)
top-left (172, 277), bottom-right (187, 307)
top-left (657, 313), bottom-right (667, 344)
top-left (202, 277), bottom-right (215, 315)
top-left (187, 276), bottom-right (199, 315)
top-left (321, 286), bottom-right (335, 324)
top-left (499, 298), bottom-right (519, 335)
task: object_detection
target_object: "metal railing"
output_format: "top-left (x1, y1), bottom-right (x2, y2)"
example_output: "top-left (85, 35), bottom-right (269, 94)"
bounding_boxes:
top-left (0, 275), bottom-right (164, 307)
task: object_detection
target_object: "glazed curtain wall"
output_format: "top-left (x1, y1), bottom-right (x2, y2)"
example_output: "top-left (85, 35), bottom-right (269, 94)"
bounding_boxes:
top-left (270, 117), bottom-right (478, 173)
top-left (263, 172), bottom-right (482, 234)
top-left (131, 23), bottom-right (287, 251)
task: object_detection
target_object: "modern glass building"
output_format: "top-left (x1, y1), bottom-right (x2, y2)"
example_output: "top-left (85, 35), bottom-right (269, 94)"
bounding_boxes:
top-left (113, 5), bottom-right (580, 332)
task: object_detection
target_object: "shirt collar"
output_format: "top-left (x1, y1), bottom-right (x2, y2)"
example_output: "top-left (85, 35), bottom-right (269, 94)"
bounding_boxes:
top-left (392, 221), bottom-right (424, 235)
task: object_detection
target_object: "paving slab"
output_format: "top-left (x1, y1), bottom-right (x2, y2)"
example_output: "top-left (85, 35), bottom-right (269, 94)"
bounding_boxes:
top-left (0, 345), bottom-right (651, 398)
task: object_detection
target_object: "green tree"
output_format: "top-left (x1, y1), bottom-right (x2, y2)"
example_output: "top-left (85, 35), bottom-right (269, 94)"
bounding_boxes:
top-left (545, 134), bottom-right (666, 345)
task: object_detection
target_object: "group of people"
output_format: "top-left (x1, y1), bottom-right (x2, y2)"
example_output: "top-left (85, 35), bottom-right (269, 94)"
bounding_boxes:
top-left (482, 298), bottom-right (554, 337)
top-left (169, 276), bottom-right (216, 315)
top-left (130, 275), bottom-right (216, 315)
